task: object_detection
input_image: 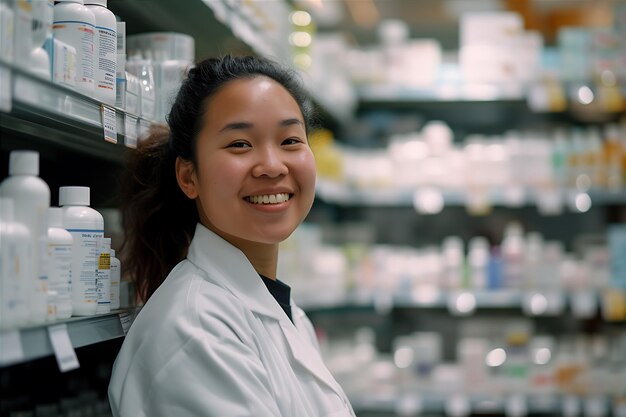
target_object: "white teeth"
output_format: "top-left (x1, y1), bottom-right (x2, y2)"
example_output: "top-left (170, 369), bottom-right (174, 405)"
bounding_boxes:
top-left (247, 193), bottom-right (290, 205)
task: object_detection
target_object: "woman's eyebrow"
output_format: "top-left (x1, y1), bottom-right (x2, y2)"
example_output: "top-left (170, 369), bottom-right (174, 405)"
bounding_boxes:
top-left (219, 121), bottom-right (253, 132)
top-left (218, 118), bottom-right (303, 132)
top-left (280, 118), bottom-right (304, 127)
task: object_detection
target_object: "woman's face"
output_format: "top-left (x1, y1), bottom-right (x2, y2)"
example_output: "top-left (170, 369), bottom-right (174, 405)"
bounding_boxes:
top-left (177, 76), bottom-right (316, 249)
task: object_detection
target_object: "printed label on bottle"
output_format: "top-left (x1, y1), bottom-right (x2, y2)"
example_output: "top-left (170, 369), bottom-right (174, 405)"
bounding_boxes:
top-left (96, 250), bottom-right (111, 313)
top-left (95, 26), bottom-right (116, 93)
top-left (52, 20), bottom-right (95, 90)
top-left (66, 229), bottom-right (103, 308)
top-left (48, 243), bottom-right (72, 319)
top-left (0, 236), bottom-right (31, 328)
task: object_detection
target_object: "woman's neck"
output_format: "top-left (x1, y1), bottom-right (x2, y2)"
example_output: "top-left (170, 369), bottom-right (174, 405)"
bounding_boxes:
top-left (237, 240), bottom-right (279, 280)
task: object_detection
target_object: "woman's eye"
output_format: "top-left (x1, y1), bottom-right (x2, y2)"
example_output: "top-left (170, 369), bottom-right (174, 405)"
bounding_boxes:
top-left (282, 137), bottom-right (302, 145)
top-left (228, 141), bottom-right (251, 148)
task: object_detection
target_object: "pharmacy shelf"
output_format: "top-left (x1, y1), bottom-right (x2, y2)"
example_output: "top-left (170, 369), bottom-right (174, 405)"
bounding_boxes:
top-left (315, 179), bottom-right (626, 208)
top-left (299, 289), bottom-right (612, 319)
top-left (0, 309), bottom-right (138, 368)
top-left (357, 84), bottom-right (527, 103)
top-left (108, 0), bottom-right (355, 128)
top-left (0, 60), bottom-right (152, 163)
top-left (350, 393), bottom-right (621, 416)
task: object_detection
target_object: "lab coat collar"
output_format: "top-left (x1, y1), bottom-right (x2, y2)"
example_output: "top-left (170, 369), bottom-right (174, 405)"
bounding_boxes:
top-left (187, 224), bottom-right (347, 397)
top-left (187, 223), bottom-right (286, 321)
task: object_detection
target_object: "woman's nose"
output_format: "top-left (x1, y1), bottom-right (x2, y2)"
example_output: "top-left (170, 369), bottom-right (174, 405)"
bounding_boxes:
top-left (251, 146), bottom-right (288, 178)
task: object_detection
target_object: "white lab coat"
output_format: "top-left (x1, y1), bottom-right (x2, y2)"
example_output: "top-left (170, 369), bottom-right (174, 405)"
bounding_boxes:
top-left (108, 223), bottom-right (355, 417)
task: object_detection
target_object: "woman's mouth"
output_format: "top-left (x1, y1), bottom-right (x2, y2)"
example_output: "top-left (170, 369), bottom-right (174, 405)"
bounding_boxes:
top-left (244, 193), bottom-right (292, 205)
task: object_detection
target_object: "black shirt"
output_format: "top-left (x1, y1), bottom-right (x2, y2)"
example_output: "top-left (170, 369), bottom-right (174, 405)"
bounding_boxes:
top-left (260, 275), bottom-right (293, 323)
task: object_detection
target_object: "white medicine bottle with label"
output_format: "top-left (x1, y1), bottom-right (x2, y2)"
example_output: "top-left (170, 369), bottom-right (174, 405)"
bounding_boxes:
top-left (53, 0), bottom-right (95, 96)
top-left (47, 206), bottom-right (73, 320)
top-left (59, 186), bottom-right (104, 316)
top-left (0, 150), bottom-right (50, 325)
top-left (85, 0), bottom-right (116, 105)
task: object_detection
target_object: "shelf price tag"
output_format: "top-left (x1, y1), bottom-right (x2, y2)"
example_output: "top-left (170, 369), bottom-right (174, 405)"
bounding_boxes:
top-left (118, 312), bottom-right (132, 335)
top-left (100, 104), bottom-right (118, 144)
top-left (0, 66), bottom-right (11, 113)
top-left (124, 114), bottom-right (138, 148)
top-left (0, 330), bottom-right (24, 366)
top-left (47, 324), bottom-right (80, 372)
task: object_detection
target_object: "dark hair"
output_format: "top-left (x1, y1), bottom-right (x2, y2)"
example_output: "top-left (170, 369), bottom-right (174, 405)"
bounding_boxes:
top-left (120, 55), bottom-right (316, 303)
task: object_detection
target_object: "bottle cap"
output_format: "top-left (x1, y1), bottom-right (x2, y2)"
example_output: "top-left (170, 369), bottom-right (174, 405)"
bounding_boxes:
top-left (84, 0), bottom-right (107, 6)
top-left (48, 207), bottom-right (64, 228)
top-left (59, 186), bottom-right (90, 206)
top-left (9, 150), bottom-right (39, 176)
top-left (0, 197), bottom-right (14, 222)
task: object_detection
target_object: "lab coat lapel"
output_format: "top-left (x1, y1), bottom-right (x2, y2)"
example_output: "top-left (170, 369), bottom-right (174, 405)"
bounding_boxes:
top-left (187, 224), bottom-right (344, 395)
top-left (282, 312), bottom-right (344, 394)
top-left (186, 223), bottom-right (285, 320)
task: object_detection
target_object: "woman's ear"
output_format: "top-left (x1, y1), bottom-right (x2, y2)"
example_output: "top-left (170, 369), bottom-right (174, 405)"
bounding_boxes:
top-left (175, 157), bottom-right (199, 199)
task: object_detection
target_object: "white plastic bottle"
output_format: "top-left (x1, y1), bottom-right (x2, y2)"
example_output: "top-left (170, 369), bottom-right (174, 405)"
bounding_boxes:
top-left (0, 198), bottom-right (31, 329)
top-left (29, 0), bottom-right (52, 79)
top-left (0, 150), bottom-right (50, 324)
top-left (109, 248), bottom-right (120, 310)
top-left (52, 0), bottom-right (95, 96)
top-left (96, 237), bottom-right (111, 314)
top-left (85, 0), bottom-right (116, 105)
top-left (47, 207), bottom-right (73, 320)
top-left (59, 186), bottom-right (104, 316)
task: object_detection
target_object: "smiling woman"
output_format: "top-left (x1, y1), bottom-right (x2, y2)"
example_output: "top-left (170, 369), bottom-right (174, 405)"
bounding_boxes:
top-left (109, 55), bottom-right (356, 417)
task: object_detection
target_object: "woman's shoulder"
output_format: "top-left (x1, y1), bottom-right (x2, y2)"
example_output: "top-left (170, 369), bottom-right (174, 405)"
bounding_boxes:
top-left (141, 259), bottom-right (254, 339)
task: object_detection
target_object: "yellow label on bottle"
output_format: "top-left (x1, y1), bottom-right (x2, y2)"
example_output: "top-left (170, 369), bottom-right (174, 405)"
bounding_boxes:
top-left (98, 253), bottom-right (110, 270)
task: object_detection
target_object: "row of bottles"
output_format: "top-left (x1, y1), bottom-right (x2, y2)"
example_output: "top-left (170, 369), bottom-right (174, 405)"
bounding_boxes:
top-left (281, 221), bottom-right (626, 319)
top-left (0, 0), bottom-right (193, 123)
top-left (0, 0), bottom-right (118, 104)
top-left (312, 121), bottom-right (626, 195)
top-left (322, 325), bottom-right (626, 408)
top-left (0, 151), bottom-right (121, 330)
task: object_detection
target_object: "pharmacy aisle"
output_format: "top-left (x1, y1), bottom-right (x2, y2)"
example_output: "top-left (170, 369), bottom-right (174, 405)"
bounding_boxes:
top-left (2, 0), bottom-right (626, 416)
